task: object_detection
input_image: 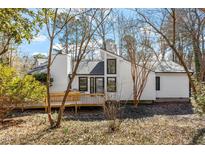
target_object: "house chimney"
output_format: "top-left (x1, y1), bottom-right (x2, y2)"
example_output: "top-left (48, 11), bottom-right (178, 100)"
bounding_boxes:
top-left (105, 39), bottom-right (117, 54)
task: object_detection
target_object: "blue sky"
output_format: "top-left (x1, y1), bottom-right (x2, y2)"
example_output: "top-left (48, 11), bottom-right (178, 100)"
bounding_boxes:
top-left (19, 9), bottom-right (134, 57)
top-left (19, 9), bottom-right (160, 57)
top-left (19, 27), bottom-right (50, 56)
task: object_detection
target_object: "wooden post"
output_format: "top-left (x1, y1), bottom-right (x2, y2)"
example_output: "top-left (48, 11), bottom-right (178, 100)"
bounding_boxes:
top-left (21, 105), bottom-right (24, 112)
top-left (75, 103), bottom-right (78, 114)
top-left (103, 103), bottom-right (106, 113)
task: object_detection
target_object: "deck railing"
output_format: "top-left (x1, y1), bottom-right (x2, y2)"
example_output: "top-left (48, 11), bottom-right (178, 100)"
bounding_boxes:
top-left (45, 92), bottom-right (105, 113)
top-left (48, 92), bottom-right (81, 104)
top-left (47, 92), bottom-right (105, 105)
top-left (79, 93), bottom-right (105, 105)
top-left (1, 92), bottom-right (105, 113)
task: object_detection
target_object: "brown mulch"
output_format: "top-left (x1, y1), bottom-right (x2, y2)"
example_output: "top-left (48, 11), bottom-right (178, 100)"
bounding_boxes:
top-left (0, 102), bottom-right (205, 145)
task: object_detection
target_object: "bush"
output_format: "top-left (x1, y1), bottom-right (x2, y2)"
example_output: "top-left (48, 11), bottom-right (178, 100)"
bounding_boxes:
top-left (33, 72), bottom-right (53, 85)
top-left (0, 64), bottom-right (46, 123)
top-left (104, 100), bottom-right (122, 133)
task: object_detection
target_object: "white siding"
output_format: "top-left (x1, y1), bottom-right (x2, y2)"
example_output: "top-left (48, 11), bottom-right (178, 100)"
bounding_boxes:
top-left (117, 59), bottom-right (156, 100)
top-left (156, 73), bottom-right (189, 98)
top-left (49, 51), bottom-right (189, 101)
top-left (50, 54), bottom-right (71, 93)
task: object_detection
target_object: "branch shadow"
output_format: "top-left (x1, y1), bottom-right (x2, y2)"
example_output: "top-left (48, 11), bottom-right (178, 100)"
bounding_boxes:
top-left (7, 102), bottom-right (194, 122)
top-left (189, 128), bottom-right (205, 145)
top-left (63, 102), bottom-right (194, 122)
top-left (18, 127), bottom-right (52, 145)
top-left (0, 119), bottom-right (24, 131)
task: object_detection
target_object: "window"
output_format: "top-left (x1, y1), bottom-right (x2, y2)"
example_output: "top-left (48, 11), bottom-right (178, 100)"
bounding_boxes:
top-left (156, 76), bottom-right (160, 91)
top-left (107, 59), bottom-right (116, 74)
top-left (95, 77), bottom-right (104, 93)
top-left (107, 77), bottom-right (117, 92)
top-left (79, 77), bottom-right (88, 91)
top-left (90, 77), bottom-right (95, 93)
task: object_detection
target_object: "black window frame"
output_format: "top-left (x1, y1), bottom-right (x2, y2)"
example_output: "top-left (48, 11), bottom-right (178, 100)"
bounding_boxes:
top-left (107, 77), bottom-right (117, 92)
top-left (95, 77), bottom-right (104, 93)
top-left (107, 59), bottom-right (116, 74)
top-left (79, 77), bottom-right (88, 92)
top-left (90, 77), bottom-right (95, 93)
top-left (156, 76), bottom-right (160, 91)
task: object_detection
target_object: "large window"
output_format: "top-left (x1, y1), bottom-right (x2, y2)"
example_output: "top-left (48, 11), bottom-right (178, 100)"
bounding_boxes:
top-left (156, 76), bottom-right (160, 91)
top-left (107, 77), bottom-right (117, 92)
top-left (107, 59), bottom-right (116, 74)
top-left (79, 77), bottom-right (88, 91)
top-left (95, 77), bottom-right (104, 93)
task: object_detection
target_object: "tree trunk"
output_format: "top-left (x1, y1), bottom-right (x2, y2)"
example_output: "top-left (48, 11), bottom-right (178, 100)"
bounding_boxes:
top-left (45, 8), bottom-right (58, 127)
top-left (55, 60), bottom-right (80, 127)
top-left (172, 9), bottom-right (176, 62)
top-left (192, 38), bottom-right (201, 81)
top-left (46, 37), bottom-right (54, 127)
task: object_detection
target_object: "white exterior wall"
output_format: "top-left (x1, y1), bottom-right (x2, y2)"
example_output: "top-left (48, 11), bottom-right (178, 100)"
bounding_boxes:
top-left (72, 76), bottom-right (79, 91)
top-left (117, 59), bottom-right (156, 100)
top-left (156, 73), bottom-right (189, 98)
top-left (50, 54), bottom-right (71, 93)
top-left (104, 51), bottom-right (156, 101)
top-left (49, 51), bottom-right (189, 100)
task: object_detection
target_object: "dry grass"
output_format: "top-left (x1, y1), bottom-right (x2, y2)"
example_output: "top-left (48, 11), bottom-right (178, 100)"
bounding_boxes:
top-left (0, 103), bottom-right (205, 145)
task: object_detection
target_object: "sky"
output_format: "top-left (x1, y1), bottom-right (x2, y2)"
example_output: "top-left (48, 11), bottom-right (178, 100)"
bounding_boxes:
top-left (18, 9), bottom-right (134, 57)
top-left (19, 28), bottom-right (50, 56)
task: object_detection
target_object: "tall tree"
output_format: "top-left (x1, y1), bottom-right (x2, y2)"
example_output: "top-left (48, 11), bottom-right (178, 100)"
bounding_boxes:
top-left (55, 9), bottom-right (112, 127)
top-left (135, 9), bottom-right (197, 97)
top-left (42, 8), bottom-right (78, 127)
top-left (0, 9), bottom-right (41, 56)
top-left (124, 34), bottom-right (156, 105)
top-left (181, 9), bottom-right (205, 81)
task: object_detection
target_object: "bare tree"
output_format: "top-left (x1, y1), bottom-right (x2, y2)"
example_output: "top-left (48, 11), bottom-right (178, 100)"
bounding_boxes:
top-left (43, 8), bottom-right (81, 127)
top-left (181, 9), bottom-right (205, 81)
top-left (135, 9), bottom-right (197, 97)
top-left (123, 35), bottom-right (155, 105)
top-left (94, 9), bottom-right (113, 50)
top-left (55, 9), bottom-right (112, 127)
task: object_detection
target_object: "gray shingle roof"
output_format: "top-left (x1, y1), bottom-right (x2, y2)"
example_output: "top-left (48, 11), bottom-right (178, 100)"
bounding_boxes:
top-left (75, 61), bottom-right (100, 75)
top-left (90, 61), bottom-right (104, 75)
top-left (28, 62), bottom-right (47, 74)
top-left (154, 61), bottom-right (192, 73)
top-left (75, 61), bottom-right (104, 75)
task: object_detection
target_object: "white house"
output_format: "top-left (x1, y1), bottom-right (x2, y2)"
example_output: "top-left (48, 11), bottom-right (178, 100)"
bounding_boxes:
top-left (29, 48), bottom-right (191, 102)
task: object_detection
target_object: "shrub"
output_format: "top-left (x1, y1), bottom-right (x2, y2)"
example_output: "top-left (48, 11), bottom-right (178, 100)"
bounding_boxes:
top-left (104, 100), bottom-right (122, 133)
top-left (33, 72), bottom-right (53, 85)
top-left (0, 64), bottom-right (46, 123)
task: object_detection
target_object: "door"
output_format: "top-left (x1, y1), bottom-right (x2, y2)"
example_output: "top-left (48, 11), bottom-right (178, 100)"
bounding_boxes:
top-left (90, 77), bottom-right (95, 93)
top-left (95, 77), bottom-right (104, 93)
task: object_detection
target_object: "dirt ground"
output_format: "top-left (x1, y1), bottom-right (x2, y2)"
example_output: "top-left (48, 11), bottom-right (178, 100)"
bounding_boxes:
top-left (0, 102), bottom-right (205, 145)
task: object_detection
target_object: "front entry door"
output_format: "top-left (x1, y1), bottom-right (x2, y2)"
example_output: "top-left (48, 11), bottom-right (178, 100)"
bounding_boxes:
top-left (95, 77), bottom-right (104, 93)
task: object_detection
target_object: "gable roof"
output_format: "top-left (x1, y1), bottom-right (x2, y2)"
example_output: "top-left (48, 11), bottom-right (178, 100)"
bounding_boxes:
top-left (90, 61), bottom-right (104, 75)
top-left (154, 61), bottom-right (192, 73)
top-left (100, 48), bottom-right (155, 72)
top-left (100, 48), bottom-right (191, 73)
top-left (28, 50), bottom-right (192, 75)
top-left (75, 60), bottom-right (104, 75)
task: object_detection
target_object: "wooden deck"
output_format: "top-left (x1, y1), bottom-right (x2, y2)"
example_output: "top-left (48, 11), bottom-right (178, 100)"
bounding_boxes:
top-left (14, 92), bottom-right (105, 113)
